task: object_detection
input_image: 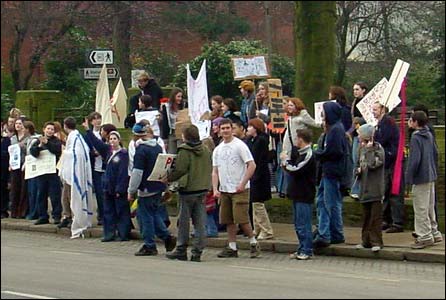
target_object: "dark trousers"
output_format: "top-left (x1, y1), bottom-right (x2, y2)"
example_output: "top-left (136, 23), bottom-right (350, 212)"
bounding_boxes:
top-left (92, 170), bottom-right (104, 221)
top-left (36, 173), bottom-right (62, 221)
top-left (103, 192), bottom-right (132, 240)
top-left (1, 173), bottom-right (9, 215)
top-left (382, 169), bottom-right (405, 228)
top-left (9, 169), bottom-right (27, 218)
top-left (27, 178), bottom-right (39, 219)
top-left (362, 201), bottom-right (383, 247)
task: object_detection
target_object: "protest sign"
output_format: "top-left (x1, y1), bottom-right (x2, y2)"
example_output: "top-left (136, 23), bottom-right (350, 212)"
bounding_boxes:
top-left (314, 100), bottom-right (335, 125)
top-left (147, 154), bottom-right (177, 181)
top-left (270, 97), bottom-right (286, 130)
top-left (24, 150), bottom-right (56, 179)
top-left (135, 110), bottom-right (161, 136)
top-left (187, 60), bottom-right (210, 124)
top-left (231, 55), bottom-right (271, 80)
top-left (8, 144), bottom-right (21, 170)
top-left (381, 59), bottom-right (409, 112)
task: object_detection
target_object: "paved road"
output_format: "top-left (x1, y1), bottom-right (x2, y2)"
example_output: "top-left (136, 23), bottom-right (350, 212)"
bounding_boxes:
top-left (1, 230), bottom-right (445, 299)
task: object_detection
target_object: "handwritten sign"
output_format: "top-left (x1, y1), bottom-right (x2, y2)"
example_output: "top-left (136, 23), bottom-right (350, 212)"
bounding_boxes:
top-left (24, 150), bottom-right (56, 179)
top-left (195, 120), bottom-right (211, 140)
top-left (135, 110), bottom-right (160, 136)
top-left (8, 144), bottom-right (21, 170)
top-left (270, 98), bottom-right (286, 130)
top-left (314, 100), bottom-right (336, 125)
top-left (147, 154), bottom-right (177, 181)
top-left (231, 55), bottom-right (271, 80)
top-left (267, 78), bottom-right (283, 98)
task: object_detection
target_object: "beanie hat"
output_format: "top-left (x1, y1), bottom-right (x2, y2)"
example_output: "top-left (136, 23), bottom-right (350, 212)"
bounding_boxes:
top-left (353, 117), bottom-right (366, 126)
top-left (132, 122), bottom-right (149, 136)
top-left (357, 124), bottom-right (375, 140)
top-left (238, 80), bottom-right (255, 93)
top-left (212, 117), bottom-right (225, 127)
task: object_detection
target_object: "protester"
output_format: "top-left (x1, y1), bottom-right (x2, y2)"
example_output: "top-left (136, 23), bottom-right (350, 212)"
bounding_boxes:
top-left (246, 118), bottom-right (273, 240)
top-left (1, 120), bottom-right (13, 219)
top-left (24, 121), bottom-right (41, 221)
top-left (313, 102), bottom-right (349, 248)
top-left (221, 98), bottom-right (241, 124)
top-left (127, 121), bottom-right (176, 256)
top-left (211, 117), bottom-right (224, 147)
top-left (59, 117), bottom-right (94, 239)
top-left (252, 81), bottom-right (271, 124)
top-left (30, 122), bottom-right (62, 225)
top-left (232, 119), bottom-right (248, 143)
top-left (328, 85), bottom-right (352, 133)
top-left (83, 112), bottom-right (106, 226)
top-left (372, 102), bottom-right (404, 233)
top-left (406, 111), bottom-right (442, 249)
top-left (350, 116), bottom-right (366, 199)
top-left (351, 81), bottom-right (368, 119)
top-left (166, 125), bottom-right (212, 262)
top-left (239, 80), bottom-right (256, 127)
top-left (100, 131), bottom-right (131, 242)
top-left (209, 95), bottom-right (224, 121)
top-left (9, 117), bottom-right (30, 219)
top-left (212, 118), bottom-right (260, 258)
top-left (354, 124), bottom-right (385, 252)
top-left (282, 129), bottom-right (316, 260)
top-left (129, 72), bottom-right (163, 114)
top-left (161, 87), bottom-right (185, 154)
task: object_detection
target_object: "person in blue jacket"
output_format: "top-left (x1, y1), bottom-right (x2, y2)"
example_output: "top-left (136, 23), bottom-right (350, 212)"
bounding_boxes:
top-left (100, 131), bottom-right (131, 242)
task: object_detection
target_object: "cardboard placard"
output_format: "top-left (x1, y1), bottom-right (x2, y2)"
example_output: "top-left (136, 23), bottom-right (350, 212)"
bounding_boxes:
top-left (231, 55), bottom-right (271, 80)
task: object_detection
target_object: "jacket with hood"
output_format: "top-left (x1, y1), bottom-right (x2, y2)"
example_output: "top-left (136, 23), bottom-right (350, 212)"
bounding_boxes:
top-left (357, 141), bottom-right (385, 203)
top-left (128, 138), bottom-right (166, 196)
top-left (167, 141), bottom-right (212, 195)
top-left (405, 126), bottom-right (438, 185)
top-left (314, 102), bottom-right (348, 180)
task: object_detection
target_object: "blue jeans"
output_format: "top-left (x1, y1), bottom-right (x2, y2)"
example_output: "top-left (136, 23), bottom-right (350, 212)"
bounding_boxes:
top-left (137, 193), bottom-right (171, 249)
top-left (206, 212), bottom-right (218, 237)
top-left (350, 136), bottom-right (360, 195)
top-left (26, 178), bottom-right (39, 219)
top-left (276, 141), bottom-right (288, 194)
top-left (293, 201), bottom-right (313, 256)
top-left (36, 174), bottom-right (62, 220)
top-left (103, 193), bottom-right (132, 240)
top-left (315, 177), bottom-right (344, 243)
top-left (92, 170), bottom-right (104, 221)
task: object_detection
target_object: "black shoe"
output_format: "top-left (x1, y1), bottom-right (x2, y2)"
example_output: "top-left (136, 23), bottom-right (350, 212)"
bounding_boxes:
top-left (164, 235), bottom-right (177, 252)
top-left (34, 219), bottom-right (50, 225)
top-left (101, 236), bottom-right (116, 242)
top-left (250, 243), bottom-right (261, 258)
top-left (386, 226), bottom-right (403, 233)
top-left (166, 249), bottom-right (187, 261)
top-left (116, 237), bottom-right (130, 242)
top-left (190, 254), bottom-right (201, 262)
top-left (381, 222), bottom-right (390, 231)
top-left (330, 239), bottom-right (345, 244)
top-left (135, 245), bottom-right (158, 256)
top-left (57, 218), bottom-right (71, 229)
top-left (313, 239), bottom-right (330, 249)
top-left (217, 247), bottom-right (238, 258)
top-left (53, 218), bottom-right (61, 225)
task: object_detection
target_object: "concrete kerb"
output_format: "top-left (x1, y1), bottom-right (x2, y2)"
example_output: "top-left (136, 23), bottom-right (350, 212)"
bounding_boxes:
top-left (1, 220), bottom-right (444, 263)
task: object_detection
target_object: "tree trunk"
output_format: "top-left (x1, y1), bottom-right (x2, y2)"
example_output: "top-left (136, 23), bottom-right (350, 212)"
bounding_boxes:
top-left (112, 1), bottom-right (131, 90)
top-left (294, 1), bottom-right (337, 115)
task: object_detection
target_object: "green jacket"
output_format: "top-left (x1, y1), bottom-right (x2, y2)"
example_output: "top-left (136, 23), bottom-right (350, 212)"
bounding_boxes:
top-left (168, 141), bottom-right (212, 194)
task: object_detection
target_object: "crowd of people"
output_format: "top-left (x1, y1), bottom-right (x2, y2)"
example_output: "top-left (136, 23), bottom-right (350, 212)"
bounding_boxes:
top-left (0, 73), bottom-right (442, 262)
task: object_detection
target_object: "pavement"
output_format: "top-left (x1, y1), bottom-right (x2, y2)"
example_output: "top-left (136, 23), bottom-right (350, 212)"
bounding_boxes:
top-left (1, 216), bottom-right (444, 263)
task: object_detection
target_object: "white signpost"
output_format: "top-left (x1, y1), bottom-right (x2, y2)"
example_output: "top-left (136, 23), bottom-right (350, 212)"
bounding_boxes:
top-left (82, 68), bottom-right (119, 79)
top-left (89, 50), bottom-right (113, 65)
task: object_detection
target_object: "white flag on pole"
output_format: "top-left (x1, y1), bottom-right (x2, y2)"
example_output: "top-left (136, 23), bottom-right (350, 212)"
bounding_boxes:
top-left (96, 64), bottom-right (112, 124)
top-left (110, 77), bottom-right (127, 128)
top-left (187, 60), bottom-right (210, 124)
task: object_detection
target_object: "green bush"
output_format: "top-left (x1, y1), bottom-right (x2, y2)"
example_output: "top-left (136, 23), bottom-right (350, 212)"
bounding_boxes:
top-left (172, 40), bottom-right (295, 102)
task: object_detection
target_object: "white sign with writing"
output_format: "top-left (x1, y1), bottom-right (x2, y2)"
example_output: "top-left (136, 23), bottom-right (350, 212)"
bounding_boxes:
top-left (8, 144), bottom-right (21, 170)
top-left (135, 110), bottom-right (161, 136)
top-left (314, 100), bottom-right (336, 125)
top-left (24, 150), bottom-right (56, 179)
top-left (147, 154), bottom-right (177, 182)
top-left (231, 55), bottom-right (270, 80)
top-left (195, 120), bottom-right (211, 140)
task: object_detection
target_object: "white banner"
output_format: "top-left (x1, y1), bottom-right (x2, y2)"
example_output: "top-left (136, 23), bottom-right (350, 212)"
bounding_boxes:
top-left (314, 100), bottom-right (335, 125)
top-left (135, 110), bottom-right (161, 136)
top-left (381, 59), bottom-right (409, 112)
top-left (24, 150), bottom-right (56, 179)
top-left (187, 60), bottom-right (210, 124)
top-left (8, 144), bottom-right (21, 170)
top-left (110, 77), bottom-right (128, 129)
top-left (147, 154), bottom-right (177, 182)
top-left (95, 64), bottom-right (112, 124)
top-left (195, 120), bottom-right (211, 140)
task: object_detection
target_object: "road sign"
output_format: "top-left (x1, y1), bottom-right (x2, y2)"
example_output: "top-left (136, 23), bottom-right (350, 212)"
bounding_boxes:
top-left (89, 50), bottom-right (113, 65)
top-left (82, 68), bottom-right (119, 79)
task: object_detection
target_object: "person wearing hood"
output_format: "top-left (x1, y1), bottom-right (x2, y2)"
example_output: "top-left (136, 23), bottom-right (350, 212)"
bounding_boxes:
top-left (127, 121), bottom-right (176, 256)
top-left (165, 125), bottom-right (212, 262)
top-left (406, 111), bottom-right (442, 249)
top-left (313, 101), bottom-right (349, 248)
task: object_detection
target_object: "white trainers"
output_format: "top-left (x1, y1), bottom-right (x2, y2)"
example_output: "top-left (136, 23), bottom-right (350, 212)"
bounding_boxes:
top-left (371, 246), bottom-right (381, 252)
top-left (355, 244), bottom-right (365, 249)
top-left (297, 253), bottom-right (311, 260)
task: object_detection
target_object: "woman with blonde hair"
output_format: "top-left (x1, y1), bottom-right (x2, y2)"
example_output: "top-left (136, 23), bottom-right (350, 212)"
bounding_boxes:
top-left (280, 98), bottom-right (321, 162)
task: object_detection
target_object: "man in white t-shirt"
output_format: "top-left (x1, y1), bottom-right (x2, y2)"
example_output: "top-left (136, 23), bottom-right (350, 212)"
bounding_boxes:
top-left (212, 118), bottom-right (260, 258)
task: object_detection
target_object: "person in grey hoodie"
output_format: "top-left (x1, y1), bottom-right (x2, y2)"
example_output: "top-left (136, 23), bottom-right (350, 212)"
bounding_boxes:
top-left (406, 111), bottom-right (442, 249)
top-left (165, 125), bottom-right (212, 262)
